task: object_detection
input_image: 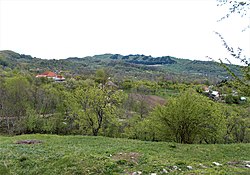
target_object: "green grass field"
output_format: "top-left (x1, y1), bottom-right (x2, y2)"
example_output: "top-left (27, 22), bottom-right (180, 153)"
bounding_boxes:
top-left (0, 134), bottom-right (250, 174)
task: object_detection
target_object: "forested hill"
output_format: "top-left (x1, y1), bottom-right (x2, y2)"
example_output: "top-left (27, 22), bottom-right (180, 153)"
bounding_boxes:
top-left (0, 50), bottom-right (241, 83)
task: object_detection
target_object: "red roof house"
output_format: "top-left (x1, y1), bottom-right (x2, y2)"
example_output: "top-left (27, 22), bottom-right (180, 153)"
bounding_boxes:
top-left (36, 71), bottom-right (65, 81)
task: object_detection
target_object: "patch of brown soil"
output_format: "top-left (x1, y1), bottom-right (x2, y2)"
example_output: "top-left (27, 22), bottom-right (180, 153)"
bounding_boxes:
top-left (15, 140), bottom-right (43, 144)
top-left (146, 95), bottom-right (166, 107)
top-left (129, 93), bottom-right (166, 108)
top-left (112, 152), bottom-right (140, 164)
top-left (227, 161), bottom-right (241, 165)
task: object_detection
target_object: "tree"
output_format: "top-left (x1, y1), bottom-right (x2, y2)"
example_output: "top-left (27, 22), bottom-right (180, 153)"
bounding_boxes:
top-left (1, 76), bottom-right (31, 134)
top-left (75, 86), bottom-right (125, 136)
top-left (95, 69), bottom-right (109, 86)
top-left (215, 0), bottom-right (250, 144)
top-left (153, 90), bottom-right (225, 144)
top-left (222, 105), bottom-right (250, 143)
top-left (31, 84), bottom-right (61, 116)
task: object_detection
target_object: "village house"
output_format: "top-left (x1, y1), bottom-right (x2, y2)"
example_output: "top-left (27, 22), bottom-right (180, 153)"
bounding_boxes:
top-left (35, 71), bottom-right (65, 81)
top-left (211, 91), bottom-right (219, 98)
top-left (203, 86), bottom-right (209, 93)
top-left (240, 97), bottom-right (247, 101)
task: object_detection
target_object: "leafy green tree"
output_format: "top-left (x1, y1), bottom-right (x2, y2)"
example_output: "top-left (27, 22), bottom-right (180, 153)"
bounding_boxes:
top-left (95, 69), bottom-right (109, 86)
top-left (75, 86), bottom-right (125, 136)
top-left (22, 108), bottom-right (42, 133)
top-left (225, 94), bottom-right (240, 104)
top-left (56, 90), bottom-right (80, 134)
top-left (3, 76), bottom-right (31, 134)
top-left (222, 105), bottom-right (250, 143)
top-left (153, 90), bottom-right (226, 144)
top-left (124, 114), bottom-right (164, 141)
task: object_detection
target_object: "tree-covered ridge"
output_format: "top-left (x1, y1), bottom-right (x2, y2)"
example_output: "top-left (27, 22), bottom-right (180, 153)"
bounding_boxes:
top-left (0, 50), bottom-right (37, 68)
top-left (109, 54), bottom-right (177, 65)
top-left (0, 50), bottom-right (242, 83)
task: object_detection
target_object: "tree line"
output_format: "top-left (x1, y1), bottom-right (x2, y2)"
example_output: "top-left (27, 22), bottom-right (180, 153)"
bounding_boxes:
top-left (0, 69), bottom-right (249, 144)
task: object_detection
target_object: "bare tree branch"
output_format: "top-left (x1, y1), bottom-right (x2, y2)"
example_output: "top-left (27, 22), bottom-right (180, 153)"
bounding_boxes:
top-left (217, 0), bottom-right (250, 23)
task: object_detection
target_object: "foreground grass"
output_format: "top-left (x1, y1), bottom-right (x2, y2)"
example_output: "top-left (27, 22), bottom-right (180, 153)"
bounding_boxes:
top-left (0, 134), bottom-right (250, 174)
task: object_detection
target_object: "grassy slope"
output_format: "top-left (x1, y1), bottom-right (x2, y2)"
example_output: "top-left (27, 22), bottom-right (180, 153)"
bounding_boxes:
top-left (0, 134), bottom-right (250, 175)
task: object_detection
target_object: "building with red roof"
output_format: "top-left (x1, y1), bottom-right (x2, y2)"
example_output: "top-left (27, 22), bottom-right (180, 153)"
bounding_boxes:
top-left (36, 71), bottom-right (65, 81)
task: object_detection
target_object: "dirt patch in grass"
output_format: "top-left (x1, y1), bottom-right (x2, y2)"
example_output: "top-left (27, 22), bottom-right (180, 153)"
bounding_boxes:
top-left (129, 93), bottom-right (166, 108)
top-left (15, 140), bottom-right (43, 144)
top-left (227, 161), bottom-right (250, 169)
top-left (112, 152), bottom-right (141, 165)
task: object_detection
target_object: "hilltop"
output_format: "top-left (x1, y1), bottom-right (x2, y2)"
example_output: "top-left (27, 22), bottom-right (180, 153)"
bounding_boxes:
top-left (0, 50), bottom-right (242, 83)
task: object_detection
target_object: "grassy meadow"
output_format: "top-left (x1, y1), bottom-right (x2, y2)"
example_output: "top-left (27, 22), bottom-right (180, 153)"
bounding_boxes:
top-left (0, 134), bottom-right (250, 175)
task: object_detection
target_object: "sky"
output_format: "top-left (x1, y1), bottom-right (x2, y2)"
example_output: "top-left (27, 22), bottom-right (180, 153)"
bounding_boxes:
top-left (0, 0), bottom-right (249, 64)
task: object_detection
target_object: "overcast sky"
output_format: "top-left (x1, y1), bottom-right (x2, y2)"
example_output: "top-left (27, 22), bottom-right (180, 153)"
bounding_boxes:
top-left (0, 0), bottom-right (249, 64)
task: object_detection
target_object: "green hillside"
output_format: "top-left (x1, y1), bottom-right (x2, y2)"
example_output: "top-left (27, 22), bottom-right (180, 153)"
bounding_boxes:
top-left (0, 50), bottom-right (242, 83)
top-left (1, 134), bottom-right (250, 175)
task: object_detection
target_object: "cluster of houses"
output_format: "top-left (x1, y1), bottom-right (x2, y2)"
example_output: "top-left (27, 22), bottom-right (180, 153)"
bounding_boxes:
top-left (35, 71), bottom-right (65, 81)
top-left (35, 72), bottom-right (118, 88)
top-left (203, 86), bottom-right (247, 102)
top-left (203, 86), bottom-right (220, 99)
top-left (35, 71), bottom-right (247, 103)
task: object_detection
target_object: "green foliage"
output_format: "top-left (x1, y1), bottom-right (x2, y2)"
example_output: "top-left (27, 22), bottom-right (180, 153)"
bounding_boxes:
top-left (0, 56), bottom-right (8, 67)
top-left (152, 90), bottom-right (226, 143)
top-left (0, 50), bottom-right (242, 83)
top-left (95, 68), bottom-right (109, 84)
top-left (222, 105), bottom-right (250, 143)
top-left (0, 76), bottom-right (31, 134)
top-left (225, 94), bottom-right (240, 104)
top-left (75, 86), bottom-right (126, 136)
top-left (23, 108), bottom-right (41, 133)
top-left (0, 64), bottom-right (249, 145)
top-left (124, 114), bottom-right (163, 142)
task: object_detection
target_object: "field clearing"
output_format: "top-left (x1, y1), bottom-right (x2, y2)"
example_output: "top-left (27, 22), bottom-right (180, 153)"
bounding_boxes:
top-left (0, 134), bottom-right (250, 174)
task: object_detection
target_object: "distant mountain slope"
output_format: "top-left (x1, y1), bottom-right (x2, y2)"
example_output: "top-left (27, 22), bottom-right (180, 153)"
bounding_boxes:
top-left (0, 50), bottom-right (242, 83)
top-left (109, 54), bottom-right (177, 65)
top-left (0, 50), bottom-right (36, 67)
